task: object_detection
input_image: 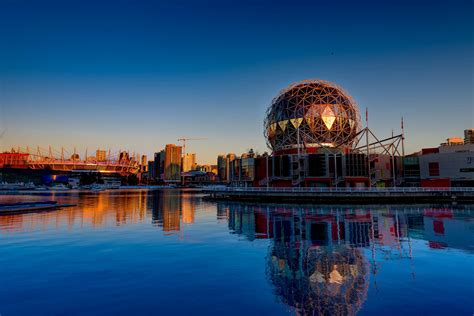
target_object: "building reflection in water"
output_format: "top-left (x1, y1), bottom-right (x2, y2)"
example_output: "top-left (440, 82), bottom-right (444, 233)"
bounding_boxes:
top-left (148, 190), bottom-right (197, 235)
top-left (0, 190), bottom-right (199, 236)
top-left (1, 193), bottom-right (473, 315)
top-left (0, 191), bottom-right (149, 232)
top-left (218, 203), bottom-right (473, 315)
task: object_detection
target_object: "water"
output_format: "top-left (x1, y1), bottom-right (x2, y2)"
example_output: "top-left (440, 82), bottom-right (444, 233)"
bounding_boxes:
top-left (0, 190), bottom-right (473, 315)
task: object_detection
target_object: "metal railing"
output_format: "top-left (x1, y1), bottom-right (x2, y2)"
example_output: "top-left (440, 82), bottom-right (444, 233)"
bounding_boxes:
top-left (205, 186), bottom-right (474, 193)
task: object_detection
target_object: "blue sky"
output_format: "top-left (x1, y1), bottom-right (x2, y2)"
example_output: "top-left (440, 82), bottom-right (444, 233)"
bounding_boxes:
top-left (1, 0), bottom-right (472, 163)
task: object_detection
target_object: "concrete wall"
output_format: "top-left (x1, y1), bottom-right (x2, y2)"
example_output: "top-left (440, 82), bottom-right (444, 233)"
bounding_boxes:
top-left (419, 149), bottom-right (474, 180)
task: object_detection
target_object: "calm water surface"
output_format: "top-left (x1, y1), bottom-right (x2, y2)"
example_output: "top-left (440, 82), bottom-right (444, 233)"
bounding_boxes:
top-left (0, 190), bottom-right (473, 315)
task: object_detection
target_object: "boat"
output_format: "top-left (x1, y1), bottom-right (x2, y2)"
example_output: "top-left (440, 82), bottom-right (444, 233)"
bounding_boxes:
top-left (49, 184), bottom-right (70, 191)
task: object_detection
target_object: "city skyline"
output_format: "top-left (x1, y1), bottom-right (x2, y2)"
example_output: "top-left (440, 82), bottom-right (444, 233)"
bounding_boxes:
top-left (1, 0), bottom-right (473, 164)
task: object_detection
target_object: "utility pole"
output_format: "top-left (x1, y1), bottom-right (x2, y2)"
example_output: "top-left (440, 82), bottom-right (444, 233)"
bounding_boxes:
top-left (366, 108), bottom-right (371, 188)
top-left (266, 153), bottom-right (269, 190)
top-left (297, 126), bottom-right (301, 187)
top-left (401, 117), bottom-right (405, 186)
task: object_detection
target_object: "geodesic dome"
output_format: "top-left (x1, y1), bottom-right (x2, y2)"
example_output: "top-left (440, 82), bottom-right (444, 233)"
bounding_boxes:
top-left (264, 80), bottom-right (361, 153)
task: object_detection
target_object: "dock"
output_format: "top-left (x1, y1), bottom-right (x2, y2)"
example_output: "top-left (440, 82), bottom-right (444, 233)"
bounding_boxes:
top-left (0, 201), bottom-right (76, 215)
top-left (204, 187), bottom-right (474, 204)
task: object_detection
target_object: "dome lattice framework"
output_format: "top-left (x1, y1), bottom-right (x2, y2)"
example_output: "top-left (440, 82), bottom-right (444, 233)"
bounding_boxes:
top-left (264, 79), bottom-right (361, 153)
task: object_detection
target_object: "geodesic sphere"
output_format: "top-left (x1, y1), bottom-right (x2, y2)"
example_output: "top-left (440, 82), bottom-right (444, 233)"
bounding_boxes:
top-left (264, 80), bottom-right (361, 153)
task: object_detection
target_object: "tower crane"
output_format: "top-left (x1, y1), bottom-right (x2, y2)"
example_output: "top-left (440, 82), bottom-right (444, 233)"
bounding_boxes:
top-left (177, 137), bottom-right (207, 158)
top-left (177, 137), bottom-right (207, 186)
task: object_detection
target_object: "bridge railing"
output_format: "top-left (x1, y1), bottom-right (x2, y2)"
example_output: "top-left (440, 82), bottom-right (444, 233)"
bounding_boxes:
top-left (204, 186), bottom-right (474, 193)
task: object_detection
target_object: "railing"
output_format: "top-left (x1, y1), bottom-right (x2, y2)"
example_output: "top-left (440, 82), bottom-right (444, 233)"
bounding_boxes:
top-left (205, 187), bottom-right (474, 193)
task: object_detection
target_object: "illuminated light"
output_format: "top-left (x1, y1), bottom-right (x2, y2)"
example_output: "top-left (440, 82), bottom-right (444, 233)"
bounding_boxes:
top-left (322, 106), bottom-right (336, 130)
top-left (270, 123), bottom-right (277, 133)
top-left (290, 118), bottom-right (303, 129)
top-left (278, 120), bottom-right (288, 132)
top-left (305, 115), bottom-right (315, 131)
top-left (320, 142), bottom-right (335, 147)
top-left (267, 127), bottom-right (275, 138)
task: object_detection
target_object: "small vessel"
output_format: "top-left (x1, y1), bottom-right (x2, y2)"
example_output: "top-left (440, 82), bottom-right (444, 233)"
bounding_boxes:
top-left (49, 184), bottom-right (70, 191)
top-left (91, 184), bottom-right (105, 191)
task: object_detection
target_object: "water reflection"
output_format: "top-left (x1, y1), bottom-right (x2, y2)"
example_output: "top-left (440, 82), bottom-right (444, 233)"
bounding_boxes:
top-left (219, 203), bottom-right (473, 315)
top-left (0, 190), bottom-right (200, 235)
top-left (149, 190), bottom-right (197, 233)
top-left (0, 192), bottom-right (473, 315)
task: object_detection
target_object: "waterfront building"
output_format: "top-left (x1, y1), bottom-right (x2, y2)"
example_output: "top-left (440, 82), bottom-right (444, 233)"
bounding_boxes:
top-left (464, 128), bottom-right (474, 144)
top-left (230, 80), bottom-right (381, 188)
top-left (140, 155), bottom-right (148, 173)
top-left (230, 151), bottom-right (370, 188)
top-left (403, 155), bottom-right (421, 187)
top-left (153, 150), bottom-right (165, 180)
top-left (226, 153), bottom-right (236, 182)
top-left (182, 153), bottom-right (196, 172)
top-left (147, 161), bottom-right (155, 181)
top-left (370, 154), bottom-right (403, 187)
top-left (217, 155), bottom-right (227, 182)
top-left (418, 142), bottom-right (474, 187)
top-left (182, 170), bottom-right (217, 185)
top-left (217, 153), bottom-right (236, 183)
top-left (197, 164), bottom-right (217, 175)
top-left (164, 144), bottom-right (182, 182)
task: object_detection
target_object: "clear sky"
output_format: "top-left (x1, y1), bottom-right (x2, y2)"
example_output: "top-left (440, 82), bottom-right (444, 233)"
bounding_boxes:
top-left (1, 0), bottom-right (472, 164)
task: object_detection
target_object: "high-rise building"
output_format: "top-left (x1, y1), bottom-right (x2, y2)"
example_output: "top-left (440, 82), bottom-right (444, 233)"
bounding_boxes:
top-left (226, 153), bottom-right (236, 183)
top-left (164, 144), bottom-right (182, 181)
top-left (153, 150), bottom-right (165, 180)
top-left (141, 155), bottom-right (148, 172)
top-left (464, 129), bottom-right (474, 144)
top-left (96, 149), bottom-right (107, 162)
top-left (217, 155), bottom-right (227, 181)
top-left (182, 153), bottom-right (196, 172)
top-left (148, 161), bottom-right (155, 180)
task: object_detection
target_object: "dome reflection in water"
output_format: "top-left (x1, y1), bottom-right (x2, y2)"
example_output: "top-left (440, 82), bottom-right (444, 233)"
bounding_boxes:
top-left (220, 202), bottom-right (472, 315)
top-left (0, 191), bottom-right (473, 315)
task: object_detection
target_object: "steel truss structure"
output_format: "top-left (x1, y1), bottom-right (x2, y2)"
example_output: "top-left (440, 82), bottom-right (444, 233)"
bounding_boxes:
top-left (352, 126), bottom-right (405, 186)
top-left (264, 79), bottom-right (361, 153)
top-left (263, 79), bottom-right (406, 187)
top-left (2, 146), bottom-right (141, 175)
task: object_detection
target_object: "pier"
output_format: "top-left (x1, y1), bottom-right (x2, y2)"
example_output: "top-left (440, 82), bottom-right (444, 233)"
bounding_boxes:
top-left (204, 187), bottom-right (474, 204)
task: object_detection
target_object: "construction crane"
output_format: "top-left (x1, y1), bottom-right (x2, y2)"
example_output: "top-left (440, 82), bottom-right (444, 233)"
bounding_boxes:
top-left (177, 137), bottom-right (207, 186)
top-left (177, 137), bottom-right (207, 158)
